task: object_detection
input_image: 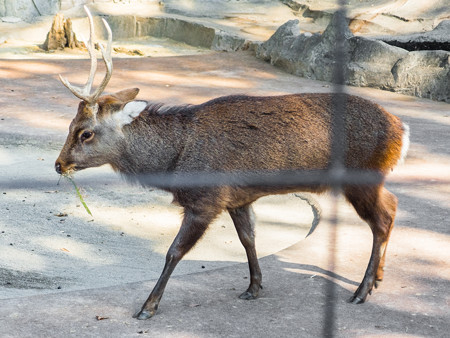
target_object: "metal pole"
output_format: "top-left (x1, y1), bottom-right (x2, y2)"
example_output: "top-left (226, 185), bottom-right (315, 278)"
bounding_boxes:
top-left (323, 1), bottom-right (348, 336)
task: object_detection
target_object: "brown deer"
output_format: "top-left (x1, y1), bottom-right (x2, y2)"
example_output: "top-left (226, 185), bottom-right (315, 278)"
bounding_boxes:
top-left (55, 7), bottom-right (410, 320)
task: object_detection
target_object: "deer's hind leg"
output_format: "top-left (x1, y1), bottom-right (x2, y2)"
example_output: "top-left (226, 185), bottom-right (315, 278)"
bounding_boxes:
top-left (229, 204), bottom-right (262, 300)
top-left (344, 185), bottom-right (398, 304)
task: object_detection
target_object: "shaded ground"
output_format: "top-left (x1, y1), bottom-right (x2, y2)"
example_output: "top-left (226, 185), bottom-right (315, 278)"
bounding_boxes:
top-left (0, 52), bottom-right (449, 336)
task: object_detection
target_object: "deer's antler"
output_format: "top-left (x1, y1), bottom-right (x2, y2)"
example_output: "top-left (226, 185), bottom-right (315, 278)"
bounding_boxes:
top-left (59, 6), bottom-right (113, 105)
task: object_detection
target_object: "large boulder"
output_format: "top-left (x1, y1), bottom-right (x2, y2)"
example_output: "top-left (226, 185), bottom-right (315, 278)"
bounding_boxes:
top-left (347, 37), bottom-right (408, 90)
top-left (391, 51), bottom-right (450, 102)
top-left (256, 19), bottom-right (330, 80)
top-left (256, 14), bottom-right (450, 102)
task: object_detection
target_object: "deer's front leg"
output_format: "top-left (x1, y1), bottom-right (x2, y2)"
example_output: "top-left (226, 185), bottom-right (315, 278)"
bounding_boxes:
top-left (134, 207), bottom-right (217, 320)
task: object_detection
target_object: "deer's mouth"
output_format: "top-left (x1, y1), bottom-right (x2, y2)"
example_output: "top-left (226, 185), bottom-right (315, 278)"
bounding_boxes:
top-left (55, 161), bottom-right (78, 175)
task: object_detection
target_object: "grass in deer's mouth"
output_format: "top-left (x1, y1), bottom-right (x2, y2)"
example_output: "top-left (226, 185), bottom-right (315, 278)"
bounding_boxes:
top-left (64, 175), bottom-right (93, 216)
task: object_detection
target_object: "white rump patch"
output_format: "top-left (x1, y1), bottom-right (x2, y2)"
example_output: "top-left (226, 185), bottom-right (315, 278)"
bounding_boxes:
top-left (114, 101), bottom-right (147, 126)
top-left (399, 123), bottom-right (410, 164)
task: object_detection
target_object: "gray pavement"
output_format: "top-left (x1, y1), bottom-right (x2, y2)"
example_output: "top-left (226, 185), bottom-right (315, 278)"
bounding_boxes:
top-left (1, 52), bottom-right (449, 337)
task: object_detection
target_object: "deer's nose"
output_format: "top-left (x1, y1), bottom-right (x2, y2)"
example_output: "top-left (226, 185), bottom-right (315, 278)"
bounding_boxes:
top-left (55, 161), bottom-right (62, 175)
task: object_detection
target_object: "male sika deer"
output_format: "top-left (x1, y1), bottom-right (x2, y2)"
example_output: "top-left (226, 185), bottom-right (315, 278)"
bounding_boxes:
top-left (55, 7), bottom-right (410, 320)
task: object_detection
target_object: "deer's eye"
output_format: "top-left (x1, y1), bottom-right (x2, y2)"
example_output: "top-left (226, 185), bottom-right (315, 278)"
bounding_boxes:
top-left (80, 130), bottom-right (94, 142)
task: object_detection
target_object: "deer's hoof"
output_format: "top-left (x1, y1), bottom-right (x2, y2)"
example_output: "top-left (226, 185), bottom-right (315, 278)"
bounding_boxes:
top-left (348, 295), bottom-right (365, 304)
top-left (239, 291), bottom-right (257, 300)
top-left (239, 283), bottom-right (263, 300)
top-left (133, 309), bottom-right (154, 320)
top-left (239, 290), bottom-right (258, 300)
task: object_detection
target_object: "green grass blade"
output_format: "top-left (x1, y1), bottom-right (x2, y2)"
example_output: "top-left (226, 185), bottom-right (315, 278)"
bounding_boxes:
top-left (66, 177), bottom-right (93, 216)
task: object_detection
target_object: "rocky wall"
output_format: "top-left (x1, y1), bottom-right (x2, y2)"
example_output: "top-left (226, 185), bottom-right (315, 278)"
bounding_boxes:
top-left (256, 16), bottom-right (450, 102)
top-left (106, 15), bottom-right (246, 51)
top-left (0, 0), bottom-right (60, 21)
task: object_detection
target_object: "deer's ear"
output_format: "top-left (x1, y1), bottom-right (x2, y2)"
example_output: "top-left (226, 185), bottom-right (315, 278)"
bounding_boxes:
top-left (114, 88), bottom-right (140, 102)
top-left (114, 100), bottom-right (147, 126)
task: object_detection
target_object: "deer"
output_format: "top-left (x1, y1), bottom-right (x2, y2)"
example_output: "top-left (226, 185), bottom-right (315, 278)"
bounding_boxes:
top-left (55, 7), bottom-right (410, 320)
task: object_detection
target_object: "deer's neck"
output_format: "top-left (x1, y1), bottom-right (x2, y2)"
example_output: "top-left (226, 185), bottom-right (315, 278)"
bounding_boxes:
top-left (111, 111), bottom-right (189, 179)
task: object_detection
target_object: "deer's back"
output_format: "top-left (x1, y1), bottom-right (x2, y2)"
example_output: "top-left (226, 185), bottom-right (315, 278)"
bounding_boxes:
top-left (174, 93), bottom-right (404, 173)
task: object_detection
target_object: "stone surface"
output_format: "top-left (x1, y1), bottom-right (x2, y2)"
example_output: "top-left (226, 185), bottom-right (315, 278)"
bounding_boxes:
top-left (0, 52), bottom-right (449, 338)
top-left (161, 0), bottom-right (284, 19)
top-left (282, 0), bottom-right (450, 35)
top-left (391, 50), bottom-right (450, 102)
top-left (212, 30), bottom-right (246, 51)
top-left (0, 0), bottom-right (59, 22)
top-left (141, 17), bottom-right (216, 48)
top-left (347, 37), bottom-right (408, 90)
top-left (0, 53), bottom-right (330, 300)
top-left (119, 16), bottom-right (245, 51)
top-left (0, 16), bottom-right (21, 23)
top-left (106, 15), bottom-right (137, 39)
top-left (256, 14), bottom-right (450, 102)
top-left (0, 1), bottom-right (449, 100)
top-left (379, 20), bottom-right (450, 51)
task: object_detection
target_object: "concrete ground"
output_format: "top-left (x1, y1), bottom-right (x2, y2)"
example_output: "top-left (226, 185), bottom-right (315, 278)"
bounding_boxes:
top-left (0, 51), bottom-right (449, 337)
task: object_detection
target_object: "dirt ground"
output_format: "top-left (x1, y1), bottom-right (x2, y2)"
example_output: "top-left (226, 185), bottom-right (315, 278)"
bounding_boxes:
top-left (0, 51), bottom-right (449, 336)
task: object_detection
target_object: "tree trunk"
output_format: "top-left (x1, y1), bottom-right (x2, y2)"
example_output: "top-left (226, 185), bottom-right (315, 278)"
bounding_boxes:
top-left (43, 13), bottom-right (82, 51)
top-left (64, 18), bottom-right (82, 49)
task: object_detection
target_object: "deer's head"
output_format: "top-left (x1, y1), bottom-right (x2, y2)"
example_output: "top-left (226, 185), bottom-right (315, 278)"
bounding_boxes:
top-left (55, 7), bottom-right (147, 175)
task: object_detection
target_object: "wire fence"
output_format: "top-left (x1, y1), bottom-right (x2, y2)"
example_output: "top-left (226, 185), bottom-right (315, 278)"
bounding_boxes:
top-left (1, 1), bottom-right (421, 336)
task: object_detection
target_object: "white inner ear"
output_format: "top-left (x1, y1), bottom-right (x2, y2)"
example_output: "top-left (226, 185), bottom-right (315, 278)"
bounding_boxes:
top-left (115, 101), bottom-right (147, 126)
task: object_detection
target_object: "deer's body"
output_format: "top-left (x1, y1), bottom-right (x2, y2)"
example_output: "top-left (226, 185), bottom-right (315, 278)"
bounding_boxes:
top-left (113, 93), bottom-right (404, 203)
top-left (55, 7), bottom-right (409, 320)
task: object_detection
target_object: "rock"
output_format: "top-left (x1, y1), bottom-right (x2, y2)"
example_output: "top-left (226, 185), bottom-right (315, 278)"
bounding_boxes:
top-left (379, 20), bottom-right (450, 52)
top-left (0, 0), bottom-right (59, 22)
top-left (257, 20), bottom-right (308, 74)
top-left (257, 13), bottom-right (350, 82)
top-left (279, 0), bottom-right (305, 12)
top-left (256, 13), bottom-right (450, 102)
top-left (0, 16), bottom-right (21, 23)
top-left (159, 0), bottom-right (226, 18)
top-left (347, 37), bottom-right (408, 90)
top-left (280, 0), bottom-right (449, 37)
top-left (136, 17), bottom-right (215, 48)
top-left (113, 46), bottom-right (145, 56)
top-left (137, 16), bottom-right (244, 51)
top-left (257, 19), bottom-right (300, 62)
top-left (42, 13), bottom-right (82, 51)
top-left (391, 51), bottom-right (450, 102)
top-left (106, 15), bottom-right (137, 40)
top-left (212, 31), bottom-right (246, 52)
